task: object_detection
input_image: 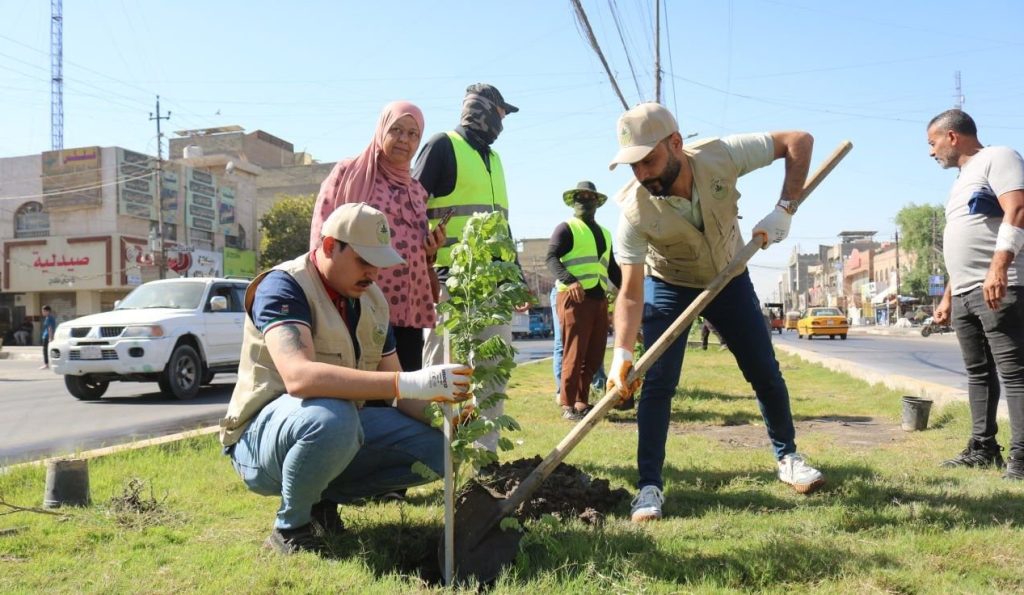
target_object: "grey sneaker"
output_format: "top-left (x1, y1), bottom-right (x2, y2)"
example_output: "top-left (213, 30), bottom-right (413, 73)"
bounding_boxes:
top-left (630, 485), bottom-right (664, 522)
top-left (264, 524), bottom-right (323, 554)
top-left (778, 453), bottom-right (825, 494)
top-left (941, 439), bottom-right (1004, 469)
top-left (1004, 456), bottom-right (1024, 480)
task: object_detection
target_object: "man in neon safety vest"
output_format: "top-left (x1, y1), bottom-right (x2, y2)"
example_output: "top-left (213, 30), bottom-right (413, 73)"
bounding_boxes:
top-left (546, 181), bottom-right (621, 421)
top-left (413, 83), bottom-right (523, 452)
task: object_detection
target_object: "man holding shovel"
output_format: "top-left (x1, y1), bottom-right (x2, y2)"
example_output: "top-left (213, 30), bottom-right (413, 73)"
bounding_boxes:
top-left (219, 203), bottom-right (473, 554)
top-left (607, 103), bottom-right (826, 522)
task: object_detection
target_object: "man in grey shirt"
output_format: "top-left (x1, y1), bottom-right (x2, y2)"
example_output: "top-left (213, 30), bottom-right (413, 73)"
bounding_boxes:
top-left (928, 109), bottom-right (1024, 479)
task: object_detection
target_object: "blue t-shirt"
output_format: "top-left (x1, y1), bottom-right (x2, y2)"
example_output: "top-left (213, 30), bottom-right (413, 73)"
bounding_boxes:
top-left (41, 314), bottom-right (56, 341)
top-left (250, 271), bottom-right (396, 361)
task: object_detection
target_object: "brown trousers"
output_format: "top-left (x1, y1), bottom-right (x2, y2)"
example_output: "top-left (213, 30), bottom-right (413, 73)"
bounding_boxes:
top-left (558, 292), bottom-right (609, 409)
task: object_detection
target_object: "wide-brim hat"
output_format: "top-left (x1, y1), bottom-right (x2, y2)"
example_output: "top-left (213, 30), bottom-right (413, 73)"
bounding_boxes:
top-left (562, 180), bottom-right (607, 207)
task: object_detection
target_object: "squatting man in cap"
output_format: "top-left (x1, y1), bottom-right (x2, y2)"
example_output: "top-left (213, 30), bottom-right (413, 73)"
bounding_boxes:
top-left (606, 102), bottom-right (826, 522)
top-left (219, 203), bottom-right (473, 554)
top-left (547, 181), bottom-right (622, 421)
top-left (414, 83), bottom-right (525, 452)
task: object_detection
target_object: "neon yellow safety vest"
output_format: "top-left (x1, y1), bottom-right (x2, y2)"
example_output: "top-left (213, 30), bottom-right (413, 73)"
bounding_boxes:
top-left (426, 131), bottom-right (509, 267)
top-left (556, 217), bottom-right (612, 292)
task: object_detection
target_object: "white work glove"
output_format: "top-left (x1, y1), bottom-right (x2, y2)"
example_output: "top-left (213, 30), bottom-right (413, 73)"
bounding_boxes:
top-left (606, 347), bottom-right (640, 402)
top-left (752, 206), bottom-right (793, 249)
top-left (395, 364), bottom-right (472, 403)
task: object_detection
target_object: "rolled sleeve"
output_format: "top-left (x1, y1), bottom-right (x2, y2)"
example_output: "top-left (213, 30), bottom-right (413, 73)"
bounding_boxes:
top-left (722, 132), bottom-right (775, 177)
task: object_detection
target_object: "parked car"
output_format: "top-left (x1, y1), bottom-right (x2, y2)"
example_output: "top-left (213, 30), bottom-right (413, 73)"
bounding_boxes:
top-left (48, 277), bottom-right (249, 400)
top-left (797, 307), bottom-right (849, 340)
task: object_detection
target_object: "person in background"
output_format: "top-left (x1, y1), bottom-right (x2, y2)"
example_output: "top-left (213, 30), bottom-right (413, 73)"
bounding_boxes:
top-left (700, 318), bottom-right (727, 351)
top-left (547, 181), bottom-right (621, 421)
top-left (39, 306), bottom-right (56, 369)
top-left (221, 203), bottom-right (472, 554)
top-left (413, 83), bottom-right (522, 453)
top-left (551, 285), bottom-right (563, 404)
top-left (927, 108), bottom-right (1024, 480)
top-left (606, 102), bottom-right (826, 523)
top-left (310, 101), bottom-right (444, 377)
top-left (14, 317), bottom-right (32, 346)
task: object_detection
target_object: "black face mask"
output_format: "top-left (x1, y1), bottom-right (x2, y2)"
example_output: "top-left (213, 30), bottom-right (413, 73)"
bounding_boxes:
top-left (460, 93), bottom-right (503, 147)
top-left (573, 199), bottom-right (598, 220)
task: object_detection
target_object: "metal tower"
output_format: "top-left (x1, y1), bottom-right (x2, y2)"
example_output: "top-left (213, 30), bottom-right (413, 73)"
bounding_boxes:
top-left (954, 70), bottom-right (964, 109)
top-left (51, 0), bottom-right (63, 150)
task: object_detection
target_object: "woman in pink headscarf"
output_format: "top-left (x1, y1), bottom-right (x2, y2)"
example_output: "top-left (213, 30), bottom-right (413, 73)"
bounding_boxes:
top-left (310, 101), bottom-right (444, 374)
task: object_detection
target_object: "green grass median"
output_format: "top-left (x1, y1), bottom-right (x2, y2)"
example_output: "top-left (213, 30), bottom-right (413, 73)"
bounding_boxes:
top-left (3, 348), bottom-right (1023, 593)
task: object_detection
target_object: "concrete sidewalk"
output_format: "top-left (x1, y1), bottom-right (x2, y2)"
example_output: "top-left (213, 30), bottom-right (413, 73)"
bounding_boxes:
top-left (0, 345), bottom-right (44, 361)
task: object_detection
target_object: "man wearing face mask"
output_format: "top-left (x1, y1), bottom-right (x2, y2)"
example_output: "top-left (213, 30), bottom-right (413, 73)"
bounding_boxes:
top-left (413, 83), bottom-right (521, 453)
top-left (546, 181), bottom-right (622, 421)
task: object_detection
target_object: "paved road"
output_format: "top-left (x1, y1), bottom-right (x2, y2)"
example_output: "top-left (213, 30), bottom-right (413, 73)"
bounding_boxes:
top-left (773, 329), bottom-right (967, 391)
top-left (0, 339), bottom-right (558, 466)
top-left (10, 333), bottom-right (962, 466)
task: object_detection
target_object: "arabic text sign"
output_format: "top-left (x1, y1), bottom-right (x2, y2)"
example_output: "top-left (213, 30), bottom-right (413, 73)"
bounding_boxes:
top-left (42, 147), bottom-right (103, 210)
top-left (8, 237), bottom-right (110, 291)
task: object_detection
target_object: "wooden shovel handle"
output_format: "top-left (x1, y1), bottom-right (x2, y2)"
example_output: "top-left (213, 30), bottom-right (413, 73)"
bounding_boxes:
top-left (498, 140), bottom-right (853, 516)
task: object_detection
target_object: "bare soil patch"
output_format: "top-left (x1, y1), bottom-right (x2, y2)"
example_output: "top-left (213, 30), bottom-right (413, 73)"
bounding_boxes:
top-left (682, 416), bottom-right (907, 450)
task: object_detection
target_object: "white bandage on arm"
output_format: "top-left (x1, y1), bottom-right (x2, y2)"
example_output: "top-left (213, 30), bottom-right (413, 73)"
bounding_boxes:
top-left (995, 222), bottom-right (1024, 255)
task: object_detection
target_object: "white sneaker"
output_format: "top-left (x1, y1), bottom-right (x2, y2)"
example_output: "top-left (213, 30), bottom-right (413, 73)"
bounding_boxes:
top-left (630, 485), bottom-right (664, 522)
top-left (777, 453), bottom-right (825, 494)
top-left (554, 391), bottom-right (561, 405)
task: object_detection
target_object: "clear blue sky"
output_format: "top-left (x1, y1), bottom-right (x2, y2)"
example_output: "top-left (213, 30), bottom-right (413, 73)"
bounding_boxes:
top-left (2, 0), bottom-right (1023, 300)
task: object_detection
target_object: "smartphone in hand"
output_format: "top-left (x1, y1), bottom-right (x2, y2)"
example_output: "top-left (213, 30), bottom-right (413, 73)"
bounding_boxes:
top-left (433, 208), bottom-right (455, 231)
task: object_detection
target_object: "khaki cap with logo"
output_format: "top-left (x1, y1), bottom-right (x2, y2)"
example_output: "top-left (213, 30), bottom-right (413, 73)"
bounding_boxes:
top-left (320, 203), bottom-right (405, 268)
top-left (608, 102), bottom-right (680, 170)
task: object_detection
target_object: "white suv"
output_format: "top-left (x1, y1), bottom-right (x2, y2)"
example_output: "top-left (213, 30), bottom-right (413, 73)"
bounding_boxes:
top-left (49, 277), bottom-right (250, 400)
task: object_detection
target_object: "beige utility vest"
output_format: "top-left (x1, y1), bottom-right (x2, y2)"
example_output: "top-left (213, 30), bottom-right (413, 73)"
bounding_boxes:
top-left (620, 138), bottom-right (745, 288)
top-left (219, 252), bottom-right (390, 446)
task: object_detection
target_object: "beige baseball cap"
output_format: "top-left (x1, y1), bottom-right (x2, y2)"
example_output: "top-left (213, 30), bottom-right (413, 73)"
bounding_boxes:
top-left (320, 203), bottom-right (405, 268)
top-left (608, 102), bottom-right (679, 170)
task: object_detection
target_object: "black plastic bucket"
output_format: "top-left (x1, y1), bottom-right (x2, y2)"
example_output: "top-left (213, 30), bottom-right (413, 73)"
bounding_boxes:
top-left (43, 458), bottom-right (91, 508)
top-left (901, 397), bottom-right (933, 431)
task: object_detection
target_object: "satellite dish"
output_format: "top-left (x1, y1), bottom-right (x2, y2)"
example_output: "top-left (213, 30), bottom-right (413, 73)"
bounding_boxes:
top-left (225, 161), bottom-right (236, 175)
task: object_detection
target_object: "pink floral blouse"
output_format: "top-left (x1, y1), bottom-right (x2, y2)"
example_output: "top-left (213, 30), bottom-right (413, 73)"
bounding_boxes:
top-left (313, 168), bottom-right (435, 329)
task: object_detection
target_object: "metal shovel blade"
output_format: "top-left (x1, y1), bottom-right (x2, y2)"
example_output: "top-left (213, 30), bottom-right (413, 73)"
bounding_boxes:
top-left (441, 481), bottom-right (523, 583)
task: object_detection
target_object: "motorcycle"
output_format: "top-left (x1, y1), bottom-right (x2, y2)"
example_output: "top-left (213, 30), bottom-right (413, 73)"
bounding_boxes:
top-left (920, 316), bottom-right (954, 337)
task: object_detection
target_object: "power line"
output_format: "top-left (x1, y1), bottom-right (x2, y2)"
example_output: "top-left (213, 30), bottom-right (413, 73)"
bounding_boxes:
top-left (569, 0), bottom-right (630, 110)
top-left (0, 171), bottom-right (155, 202)
top-left (607, 0), bottom-right (643, 100)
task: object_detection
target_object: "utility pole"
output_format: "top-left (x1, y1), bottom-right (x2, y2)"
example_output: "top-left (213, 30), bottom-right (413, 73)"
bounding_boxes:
top-left (569, 0), bottom-right (629, 110)
top-left (894, 230), bottom-right (900, 325)
top-left (654, 0), bottom-right (662, 103)
top-left (149, 95), bottom-right (171, 279)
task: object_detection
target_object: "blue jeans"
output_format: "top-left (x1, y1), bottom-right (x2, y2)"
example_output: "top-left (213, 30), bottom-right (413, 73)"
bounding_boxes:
top-left (551, 286), bottom-right (563, 393)
top-left (637, 271), bottom-right (796, 490)
top-left (951, 285), bottom-right (1024, 456)
top-left (230, 395), bottom-right (444, 529)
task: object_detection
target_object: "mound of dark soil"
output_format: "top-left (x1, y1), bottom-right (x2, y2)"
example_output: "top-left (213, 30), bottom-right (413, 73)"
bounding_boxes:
top-left (476, 456), bottom-right (629, 525)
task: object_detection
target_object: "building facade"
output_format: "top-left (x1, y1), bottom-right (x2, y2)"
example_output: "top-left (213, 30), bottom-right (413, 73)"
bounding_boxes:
top-left (0, 145), bottom-right (259, 342)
